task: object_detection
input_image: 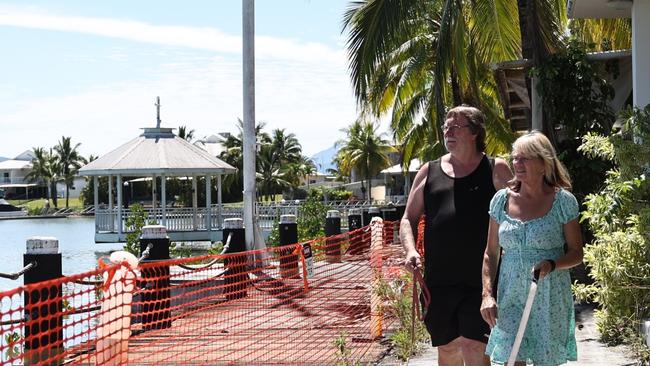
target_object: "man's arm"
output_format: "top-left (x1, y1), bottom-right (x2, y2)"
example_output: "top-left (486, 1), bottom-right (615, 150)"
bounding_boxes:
top-left (400, 163), bottom-right (429, 270)
top-left (492, 157), bottom-right (513, 190)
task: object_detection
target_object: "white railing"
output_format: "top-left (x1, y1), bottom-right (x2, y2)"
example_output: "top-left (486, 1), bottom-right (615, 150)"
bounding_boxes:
top-left (95, 200), bottom-right (404, 234)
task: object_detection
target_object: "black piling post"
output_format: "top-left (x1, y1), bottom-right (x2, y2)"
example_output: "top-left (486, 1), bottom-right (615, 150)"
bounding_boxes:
top-left (279, 214), bottom-right (299, 278)
top-left (325, 210), bottom-right (341, 262)
top-left (222, 218), bottom-right (248, 300)
top-left (139, 225), bottom-right (171, 330)
top-left (23, 236), bottom-right (63, 364)
top-left (348, 208), bottom-right (362, 232)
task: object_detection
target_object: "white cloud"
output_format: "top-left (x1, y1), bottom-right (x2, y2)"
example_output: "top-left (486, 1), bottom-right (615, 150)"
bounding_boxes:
top-left (1, 54), bottom-right (359, 158)
top-left (0, 5), bottom-right (370, 159)
top-left (0, 5), bottom-right (344, 63)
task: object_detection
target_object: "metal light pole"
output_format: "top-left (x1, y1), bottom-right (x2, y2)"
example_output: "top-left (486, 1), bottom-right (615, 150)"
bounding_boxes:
top-left (242, 0), bottom-right (256, 251)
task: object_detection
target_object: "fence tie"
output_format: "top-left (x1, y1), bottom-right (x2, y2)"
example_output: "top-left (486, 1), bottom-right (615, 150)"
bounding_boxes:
top-left (0, 261), bottom-right (37, 280)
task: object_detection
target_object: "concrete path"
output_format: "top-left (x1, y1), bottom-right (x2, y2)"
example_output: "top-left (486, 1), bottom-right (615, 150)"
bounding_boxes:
top-left (379, 304), bottom-right (637, 365)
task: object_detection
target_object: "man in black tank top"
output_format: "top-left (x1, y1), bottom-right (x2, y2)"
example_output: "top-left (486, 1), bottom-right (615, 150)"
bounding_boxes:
top-left (400, 106), bottom-right (512, 365)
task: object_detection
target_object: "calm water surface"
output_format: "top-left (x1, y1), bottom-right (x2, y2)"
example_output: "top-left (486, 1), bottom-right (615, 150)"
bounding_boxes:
top-left (0, 217), bottom-right (123, 293)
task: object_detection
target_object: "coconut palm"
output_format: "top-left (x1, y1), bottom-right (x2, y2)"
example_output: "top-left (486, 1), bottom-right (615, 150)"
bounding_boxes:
top-left (219, 119), bottom-right (270, 201)
top-left (336, 119), bottom-right (393, 201)
top-left (178, 125), bottom-right (195, 142)
top-left (26, 147), bottom-right (59, 208)
top-left (269, 129), bottom-right (302, 166)
top-left (569, 18), bottom-right (631, 52)
top-left (54, 136), bottom-right (85, 208)
top-left (343, 0), bottom-right (519, 165)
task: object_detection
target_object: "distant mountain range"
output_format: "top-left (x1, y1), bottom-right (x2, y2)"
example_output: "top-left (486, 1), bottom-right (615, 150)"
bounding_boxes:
top-left (0, 157), bottom-right (8, 162)
top-left (310, 145), bottom-right (337, 174)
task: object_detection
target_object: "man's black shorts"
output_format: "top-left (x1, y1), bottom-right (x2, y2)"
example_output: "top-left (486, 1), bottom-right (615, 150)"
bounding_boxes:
top-left (423, 285), bottom-right (490, 346)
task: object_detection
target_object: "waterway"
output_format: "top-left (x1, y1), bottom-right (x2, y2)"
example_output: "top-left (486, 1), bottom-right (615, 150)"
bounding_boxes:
top-left (0, 217), bottom-right (123, 293)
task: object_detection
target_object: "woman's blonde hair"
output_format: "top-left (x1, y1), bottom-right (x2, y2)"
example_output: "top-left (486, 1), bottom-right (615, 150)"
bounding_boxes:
top-left (509, 131), bottom-right (572, 191)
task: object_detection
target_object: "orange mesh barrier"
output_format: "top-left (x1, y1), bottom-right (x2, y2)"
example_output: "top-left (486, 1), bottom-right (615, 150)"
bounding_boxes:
top-left (0, 220), bottom-right (407, 365)
top-left (416, 215), bottom-right (426, 256)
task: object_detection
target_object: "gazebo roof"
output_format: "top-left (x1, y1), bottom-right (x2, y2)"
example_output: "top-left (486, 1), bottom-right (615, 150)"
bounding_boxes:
top-left (79, 127), bottom-right (237, 176)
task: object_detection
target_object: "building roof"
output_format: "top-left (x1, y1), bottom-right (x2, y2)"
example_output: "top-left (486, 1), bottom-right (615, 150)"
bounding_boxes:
top-left (568, 0), bottom-right (631, 19)
top-left (381, 159), bottom-right (422, 174)
top-left (0, 159), bottom-right (32, 170)
top-left (79, 127), bottom-right (237, 176)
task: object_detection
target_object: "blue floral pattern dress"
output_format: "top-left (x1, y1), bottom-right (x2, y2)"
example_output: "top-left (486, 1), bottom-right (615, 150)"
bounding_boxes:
top-left (485, 188), bottom-right (579, 365)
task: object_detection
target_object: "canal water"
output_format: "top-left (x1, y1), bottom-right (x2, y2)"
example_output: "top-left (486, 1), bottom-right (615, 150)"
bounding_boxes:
top-left (0, 217), bottom-right (123, 293)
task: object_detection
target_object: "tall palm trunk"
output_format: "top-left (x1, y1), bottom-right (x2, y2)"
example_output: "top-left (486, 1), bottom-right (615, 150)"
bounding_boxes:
top-left (50, 181), bottom-right (58, 208)
top-left (518, 0), bottom-right (557, 146)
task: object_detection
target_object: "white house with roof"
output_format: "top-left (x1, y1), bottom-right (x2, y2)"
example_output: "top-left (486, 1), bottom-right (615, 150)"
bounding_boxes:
top-left (0, 150), bottom-right (40, 199)
top-left (0, 149), bottom-right (87, 200)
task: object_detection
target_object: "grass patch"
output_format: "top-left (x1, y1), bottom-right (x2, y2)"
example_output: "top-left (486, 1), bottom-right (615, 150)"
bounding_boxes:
top-left (8, 198), bottom-right (84, 212)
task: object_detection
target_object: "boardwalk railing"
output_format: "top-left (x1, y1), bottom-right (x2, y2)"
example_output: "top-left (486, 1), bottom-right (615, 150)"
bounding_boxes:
top-left (95, 201), bottom-right (404, 234)
top-left (0, 220), bottom-right (405, 365)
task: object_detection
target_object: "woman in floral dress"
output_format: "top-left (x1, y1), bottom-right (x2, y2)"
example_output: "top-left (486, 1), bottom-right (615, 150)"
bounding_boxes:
top-left (480, 131), bottom-right (584, 365)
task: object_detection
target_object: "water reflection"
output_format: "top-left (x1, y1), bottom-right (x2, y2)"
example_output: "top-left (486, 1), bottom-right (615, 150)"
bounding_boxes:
top-left (0, 217), bottom-right (123, 293)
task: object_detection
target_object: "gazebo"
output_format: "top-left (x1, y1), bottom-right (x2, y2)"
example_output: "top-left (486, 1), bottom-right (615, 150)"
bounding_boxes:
top-left (79, 121), bottom-right (236, 243)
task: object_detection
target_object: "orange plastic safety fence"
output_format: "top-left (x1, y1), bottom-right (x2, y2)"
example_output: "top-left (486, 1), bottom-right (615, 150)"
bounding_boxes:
top-left (416, 215), bottom-right (426, 256)
top-left (0, 220), bottom-right (406, 365)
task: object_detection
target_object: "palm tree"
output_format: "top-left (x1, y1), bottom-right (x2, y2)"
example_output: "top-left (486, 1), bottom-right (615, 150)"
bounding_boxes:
top-left (54, 136), bottom-right (84, 208)
top-left (256, 145), bottom-right (291, 201)
top-left (336, 119), bottom-right (393, 201)
top-left (269, 129), bottom-right (302, 166)
top-left (26, 147), bottom-right (59, 208)
top-left (178, 125), bottom-right (195, 142)
top-left (343, 0), bottom-right (518, 165)
top-left (219, 119), bottom-right (270, 201)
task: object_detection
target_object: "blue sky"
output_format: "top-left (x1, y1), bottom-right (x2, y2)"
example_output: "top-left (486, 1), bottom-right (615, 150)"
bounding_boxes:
top-left (0, 1), bottom-right (370, 159)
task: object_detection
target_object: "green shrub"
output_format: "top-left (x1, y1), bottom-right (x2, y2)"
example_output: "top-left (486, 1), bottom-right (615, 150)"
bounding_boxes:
top-left (374, 268), bottom-right (428, 360)
top-left (574, 105), bottom-right (650, 360)
top-left (123, 203), bottom-right (149, 255)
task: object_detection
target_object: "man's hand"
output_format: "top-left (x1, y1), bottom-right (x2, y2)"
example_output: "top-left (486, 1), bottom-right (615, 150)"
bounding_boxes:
top-left (480, 295), bottom-right (498, 328)
top-left (404, 250), bottom-right (422, 272)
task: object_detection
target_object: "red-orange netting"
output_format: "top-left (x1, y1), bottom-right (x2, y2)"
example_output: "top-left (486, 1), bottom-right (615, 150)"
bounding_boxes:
top-left (0, 219), bottom-right (407, 365)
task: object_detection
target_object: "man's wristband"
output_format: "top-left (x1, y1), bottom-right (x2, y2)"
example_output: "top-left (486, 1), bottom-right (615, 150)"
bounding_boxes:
top-left (547, 259), bottom-right (556, 272)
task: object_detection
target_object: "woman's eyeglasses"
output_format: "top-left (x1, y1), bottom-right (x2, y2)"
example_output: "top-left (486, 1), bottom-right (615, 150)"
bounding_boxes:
top-left (511, 155), bottom-right (538, 163)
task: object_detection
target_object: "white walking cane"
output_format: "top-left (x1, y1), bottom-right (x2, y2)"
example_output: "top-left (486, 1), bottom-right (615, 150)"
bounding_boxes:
top-left (507, 270), bottom-right (540, 366)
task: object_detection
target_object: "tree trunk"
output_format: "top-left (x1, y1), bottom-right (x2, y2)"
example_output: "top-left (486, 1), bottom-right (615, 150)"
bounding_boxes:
top-left (367, 177), bottom-right (372, 201)
top-left (50, 182), bottom-right (58, 208)
top-left (66, 185), bottom-right (70, 208)
top-left (518, 0), bottom-right (556, 144)
top-left (451, 66), bottom-right (462, 106)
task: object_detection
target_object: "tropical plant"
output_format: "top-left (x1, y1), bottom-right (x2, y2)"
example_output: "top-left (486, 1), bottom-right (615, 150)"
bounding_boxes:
top-left (342, 0), bottom-right (517, 164)
top-left (573, 105), bottom-right (650, 361)
top-left (257, 145), bottom-right (291, 201)
top-left (54, 136), bottom-right (85, 208)
top-left (219, 119), bottom-right (270, 202)
top-left (256, 128), bottom-right (307, 200)
top-left (124, 203), bottom-right (149, 255)
top-left (178, 125), bottom-right (195, 142)
top-left (570, 18), bottom-right (631, 52)
top-left (25, 147), bottom-right (59, 208)
top-left (532, 39), bottom-right (615, 202)
top-left (336, 120), bottom-right (393, 200)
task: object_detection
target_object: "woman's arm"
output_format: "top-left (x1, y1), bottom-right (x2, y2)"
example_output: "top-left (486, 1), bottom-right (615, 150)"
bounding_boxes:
top-left (480, 218), bottom-right (501, 328)
top-left (533, 218), bottom-right (584, 280)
